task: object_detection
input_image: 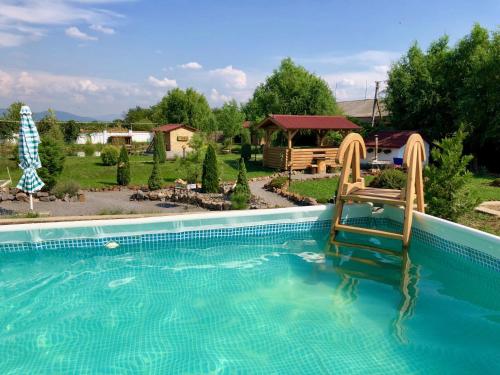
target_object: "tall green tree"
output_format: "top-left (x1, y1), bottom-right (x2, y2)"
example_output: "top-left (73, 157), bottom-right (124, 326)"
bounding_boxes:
top-left (234, 158), bottom-right (250, 199)
top-left (38, 109), bottom-right (63, 141)
top-left (151, 88), bottom-right (215, 131)
top-left (148, 158), bottom-right (162, 190)
top-left (215, 100), bottom-right (245, 148)
top-left (385, 24), bottom-right (499, 171)
top-left (124, 106), bottom-right (153, 129)
top-left (153, 132), bottom-right (166, 163)
top-left (201, 144), bottom-right (219, 193)
top-left (117, 145), bottom-right (131, 186)
top-left (60, 120), bottom-right (80, 143)
top-left (246, 58), bottom-right (340, 121)
top-left (0, 101), bottom-right (24, 140)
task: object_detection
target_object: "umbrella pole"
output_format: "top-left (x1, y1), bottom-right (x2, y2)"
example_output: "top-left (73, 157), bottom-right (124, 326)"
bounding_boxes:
top-left (29, 193), bottom-right (33, 211)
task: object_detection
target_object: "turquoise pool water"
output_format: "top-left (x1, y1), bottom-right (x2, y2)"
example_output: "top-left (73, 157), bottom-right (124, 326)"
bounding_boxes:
top-left (0, 228), bottom-right (499, 374)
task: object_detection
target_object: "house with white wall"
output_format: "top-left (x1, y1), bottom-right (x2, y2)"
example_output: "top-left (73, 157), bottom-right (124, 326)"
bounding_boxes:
top-left (76, 129), bottom-right (153, 145)
top-left (362, 130), bottom-right (430, 166)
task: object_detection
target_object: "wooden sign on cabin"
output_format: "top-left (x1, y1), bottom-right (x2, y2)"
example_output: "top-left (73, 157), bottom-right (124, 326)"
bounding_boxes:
top-left (177, 136), bottom-right (189, 142)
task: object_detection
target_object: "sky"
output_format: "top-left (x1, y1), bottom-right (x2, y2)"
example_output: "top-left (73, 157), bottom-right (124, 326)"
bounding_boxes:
top-left (0, 0), bottom-right (498, 118)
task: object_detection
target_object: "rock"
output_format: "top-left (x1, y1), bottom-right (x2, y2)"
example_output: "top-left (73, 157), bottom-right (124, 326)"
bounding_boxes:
top-left (135, 190), bottom-right (146, 200)
top-left (36, 191), bottom-right (49, 198)
top-left (62, 194), bottom-right (71, 202)
top-left (149, 192), bottom-right (160, 201)
top-left (303, 197), bottom-right (318, 206)
top-left (49, 195), bottom-right (56, 201)
top-left (39, 196), bottom-right (50, 202)
top-left (78, 193), bottom-right (86, 202)
top-left (15, 192), bottom-right (29, 202)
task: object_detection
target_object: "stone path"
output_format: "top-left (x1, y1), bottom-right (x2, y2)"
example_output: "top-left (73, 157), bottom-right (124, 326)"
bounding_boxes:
top-left (475, 201), bottom-right (500, 217)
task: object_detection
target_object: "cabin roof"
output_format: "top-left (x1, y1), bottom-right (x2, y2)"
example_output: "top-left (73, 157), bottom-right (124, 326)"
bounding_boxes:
top-left (258, 114), bottom-right (360, 131)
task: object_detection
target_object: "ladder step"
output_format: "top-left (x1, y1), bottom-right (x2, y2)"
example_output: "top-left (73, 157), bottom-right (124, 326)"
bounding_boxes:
top-left (334, 224), bottom-right (404, 240)
top-left (330, 239), bottom-right (401, 257)
top-left (341, 194), bottom-right (407, 206)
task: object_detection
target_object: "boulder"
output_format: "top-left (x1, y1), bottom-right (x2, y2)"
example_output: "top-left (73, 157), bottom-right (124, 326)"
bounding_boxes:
top-left (36, 191), bottom-right (49, 198)
top-left (78, 193), bottom-right (86, 202)
top-left (39, 196), bottom-right (50, 202)
top-left (15, 192), bottom-right (29, 202)
top-left (49, 195), bottom-right (57, 201)
top-left (135, 190), bottom-right (147, 200)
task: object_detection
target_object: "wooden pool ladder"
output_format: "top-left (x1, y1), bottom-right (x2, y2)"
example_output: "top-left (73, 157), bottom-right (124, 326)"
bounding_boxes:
top-left (330, 133), bottom-right (426, 249)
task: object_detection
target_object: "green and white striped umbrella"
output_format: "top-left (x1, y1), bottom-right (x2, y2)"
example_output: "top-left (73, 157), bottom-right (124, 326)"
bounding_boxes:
top-left (16, 105), bottom-right (44, 194)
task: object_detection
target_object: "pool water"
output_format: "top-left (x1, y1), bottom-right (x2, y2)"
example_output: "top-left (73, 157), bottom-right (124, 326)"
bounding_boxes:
top-left (0, 229), bottom-right (499, 374)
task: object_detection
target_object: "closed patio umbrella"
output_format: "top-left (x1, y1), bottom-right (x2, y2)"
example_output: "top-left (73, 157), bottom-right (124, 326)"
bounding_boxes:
top-left (16, 105), bottom-right (44, 210)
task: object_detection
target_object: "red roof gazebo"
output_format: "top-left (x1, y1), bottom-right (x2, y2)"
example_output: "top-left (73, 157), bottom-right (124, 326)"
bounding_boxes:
top-left (257, 114), bottom-right (360, 172)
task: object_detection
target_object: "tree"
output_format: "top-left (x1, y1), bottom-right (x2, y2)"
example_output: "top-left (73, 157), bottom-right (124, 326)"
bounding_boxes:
top-left (425, 127), bottom-right (479, 221)
top-left (38, 136), bottom-right (65, 190)
top-left (385, 24), bottom-right (500, 171)
top-left (60, 120), bottom-right (80, 143)
top-left (117, 145), bottom-right (131, 186)
top-left (151, 88), bottom-right (215, 131)
top-left (38, 109), bottom-right (63, 141)
top-left (124, 106), bottom-right (153, 128)
top-left (231, 158), bottom-right (251, 209)
top-left (175, 133), bottom-right (207, 183)
top-left (201, 144), bottom-right (219, 193)
top-left (153, 132), bottom-right (166, 163)
top-left (148, 158), bottom-right (162, 190)
top-left (215, 100), bottom-right (245, 148)
top-left (234, 158), bottom-right (250, 199)
top-left (246, 58), bottom-right (340, 121)
top-left (0, 101), bottom-right (24, 140)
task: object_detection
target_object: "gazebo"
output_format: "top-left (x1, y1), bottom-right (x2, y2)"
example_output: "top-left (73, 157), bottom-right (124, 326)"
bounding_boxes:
top-left (258, 114), bottom-right (361, 172)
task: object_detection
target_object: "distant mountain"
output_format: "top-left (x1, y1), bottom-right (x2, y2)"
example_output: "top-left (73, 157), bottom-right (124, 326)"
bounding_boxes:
top-left (0, 108), bottom-right (123, 122)
top-left (32, 110), bottom-right (97, 122)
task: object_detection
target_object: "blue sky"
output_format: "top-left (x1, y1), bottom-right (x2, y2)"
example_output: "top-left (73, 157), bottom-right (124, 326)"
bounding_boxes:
top-left (0, 0), bottom-right (498, 117)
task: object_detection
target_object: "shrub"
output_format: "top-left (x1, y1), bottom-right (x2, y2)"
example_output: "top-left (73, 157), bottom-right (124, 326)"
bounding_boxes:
top-left (231, 192), bottom-right (249, 210)
top-left (369, 169), bottom-right (406, 189)
top-left (52, 180), bottom-right (80, 199)
top-left (83, 142), bottom-right (95, 157)
top-left (101, 146), bottom-right (119, 166)
top-left (38, 137), bottom-right (65, 190)
top-left (153, 132), bottom-right (166, 163)
top-left (117, 145), bottom-right (131, 186)
top-left (234, 158), bottom-right (250, 199)
top-left (268, 176), bottom-right (288, 190)
top-left (241, 143), bottom-right (252, 161)
top-left (201, 144), bottom-right (219, 193)
top-left (425, 126), bottom-right (479, 221)
top-left (148, 158), bottom-right (162, 190)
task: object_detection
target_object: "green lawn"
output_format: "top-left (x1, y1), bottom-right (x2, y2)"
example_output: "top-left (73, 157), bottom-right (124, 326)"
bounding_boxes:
top-left (289, 175), bottom-right (500, 235)
top-left (0, 153), bottom-right (274, 188)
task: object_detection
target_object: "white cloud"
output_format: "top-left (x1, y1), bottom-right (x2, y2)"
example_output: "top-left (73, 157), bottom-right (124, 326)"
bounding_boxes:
top-left (179, 61), bottom-right (203, 70)
top-left (147, 75), bottom-right (177, 88)
top-left (210, 65), bottom-right (247, 89)
top-left (209, 89), bottom-right (231, 105)
top-left (65, 26), bottom-right (97, 41)
top-left (90, 24), bottom-right (115, 35)
top-left (0, 0), bottom-right (124, 47)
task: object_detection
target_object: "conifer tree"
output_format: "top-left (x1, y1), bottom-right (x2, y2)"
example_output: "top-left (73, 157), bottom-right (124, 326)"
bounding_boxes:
top-left (117, 145), bottom-right (131, 186)
top-left (234, 158), bottom-right (250, 199)
top-left (154, 132), bottom-right (166, 163)
top-left (148, 158), bottom-right (162, 190)
top-left (201, 144), bottom-right (219, 193)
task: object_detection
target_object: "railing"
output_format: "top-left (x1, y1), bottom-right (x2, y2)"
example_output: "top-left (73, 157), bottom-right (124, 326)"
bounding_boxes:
top-left (263, 146), bottom-right (339, 170)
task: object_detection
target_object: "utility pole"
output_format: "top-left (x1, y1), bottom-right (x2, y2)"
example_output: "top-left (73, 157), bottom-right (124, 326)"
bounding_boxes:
top-left (371, 81), bottom-right (381, 127)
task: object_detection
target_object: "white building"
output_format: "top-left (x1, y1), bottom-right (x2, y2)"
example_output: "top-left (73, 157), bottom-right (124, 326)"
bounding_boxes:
top-left (362, 130), bottom-right (430, 166)
top-left (76, 129), bottom-right (153, 145)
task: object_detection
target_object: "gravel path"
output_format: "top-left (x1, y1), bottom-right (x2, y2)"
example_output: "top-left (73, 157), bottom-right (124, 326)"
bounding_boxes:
top-left (249, 180), bottom-right (295, 208)
top-left (0, 190), bottom-right (205, 217)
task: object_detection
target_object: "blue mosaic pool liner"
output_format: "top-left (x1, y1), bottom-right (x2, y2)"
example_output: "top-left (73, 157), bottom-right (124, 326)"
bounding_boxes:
top-left (0, 217), bottom-right (498, 271)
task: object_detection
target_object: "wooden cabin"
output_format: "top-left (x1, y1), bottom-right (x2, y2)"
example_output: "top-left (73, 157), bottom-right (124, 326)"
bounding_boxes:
top-left (258, 114), bottom-right (360, 173)
top-left (150, 124), bottom-right (197, 159)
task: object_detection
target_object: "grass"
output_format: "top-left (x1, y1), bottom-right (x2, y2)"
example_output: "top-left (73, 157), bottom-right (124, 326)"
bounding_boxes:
top-left (288, 176), bottom-right (375, 203)
top-left (289, 174), bottom-right (500, 235)
top-left (0, 153), bottom-right (274, 189)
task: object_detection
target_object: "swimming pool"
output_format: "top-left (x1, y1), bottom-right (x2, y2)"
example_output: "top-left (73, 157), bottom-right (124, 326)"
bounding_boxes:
top-left (0, 206), bottom-right (499, 374)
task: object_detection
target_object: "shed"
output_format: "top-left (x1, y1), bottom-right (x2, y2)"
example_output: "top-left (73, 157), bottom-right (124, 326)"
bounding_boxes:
top-left (257, 114), bottom-right (360, 172)
top-left (151, 124), bottom-right (197, 159)
top-left (363, 130), bottom-right (430, 166)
